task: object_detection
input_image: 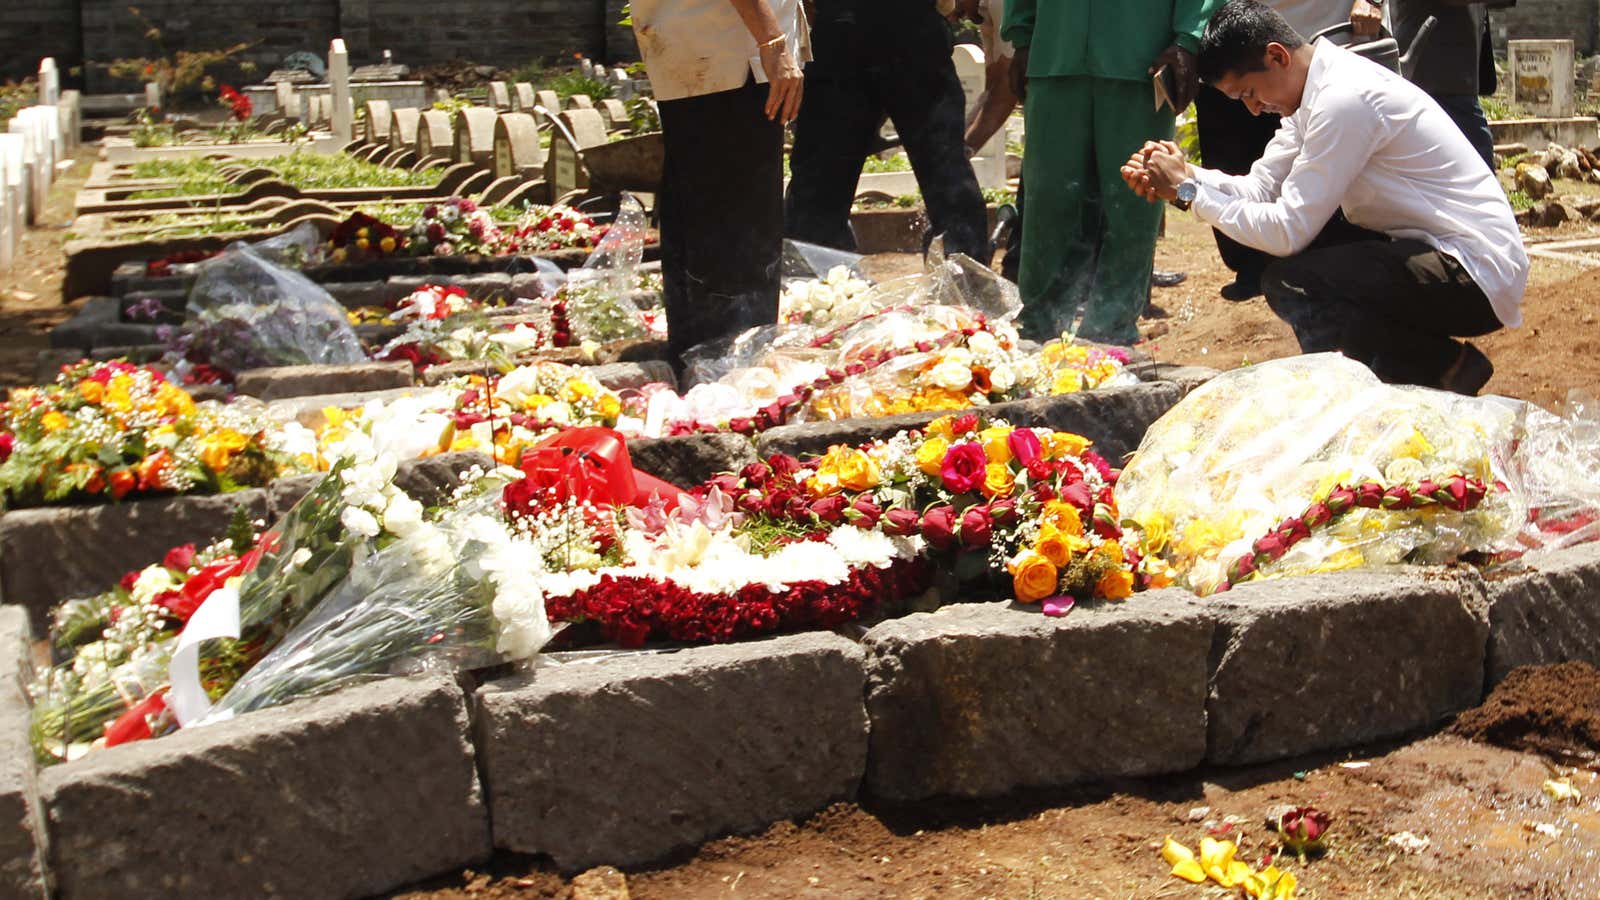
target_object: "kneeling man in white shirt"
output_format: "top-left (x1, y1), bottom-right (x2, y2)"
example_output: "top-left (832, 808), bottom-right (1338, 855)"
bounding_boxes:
top-left (1121, 0), bottom-right (1527, 395)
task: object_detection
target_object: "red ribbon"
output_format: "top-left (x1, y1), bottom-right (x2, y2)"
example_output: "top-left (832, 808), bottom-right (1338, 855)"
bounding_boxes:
top-left (518, 427), bottom-right (684, 509)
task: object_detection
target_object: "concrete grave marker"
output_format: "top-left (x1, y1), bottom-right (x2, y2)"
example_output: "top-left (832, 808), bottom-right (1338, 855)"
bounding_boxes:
top-left (598, 98), bottom-right (628, 130)
top-left (390, 106), bottom-right (421, 150)
top-left (364, 99), bottom-right (392, 142)
top-left (567, 94), bottom-right (595, 110)
top-left (0, 135), bottom-right (23, 258)
top-left (434, 88), bottom-right (452, 106)
top-left (276, 82), bottom-right (301, 121)
top-left (38, 58), bottom-right (60, 106)
top-left (452, 106), bottom-right (499, 170)
top-left (535, 90), bottom-right (561, 116)
top-left (493, 112), bottom-right (544, 178)
top-left (512, 82), bottom-right (536, 111)
top-left (416, 109), bottom-right (453, 159)
top-left (144, 81), bottom-right (162, 111)
top-left (546, 109), bottom-right (607, 198)
top-left (329, 38), bottom-right (354, 142)
top-left (1509, 40), bottom-right (1576, 118)
top-left (611, 68), bottom-right (634, 101)
top-left (488, 81), bottom-right (511, 111)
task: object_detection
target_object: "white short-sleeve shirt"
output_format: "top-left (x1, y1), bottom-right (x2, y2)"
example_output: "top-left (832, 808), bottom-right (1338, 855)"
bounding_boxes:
top-left (631, 0), bottom-right (810, 102)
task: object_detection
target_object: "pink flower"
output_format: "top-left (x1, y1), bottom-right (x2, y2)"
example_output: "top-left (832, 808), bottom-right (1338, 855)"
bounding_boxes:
top-left (1007, 429), bottom-right (1042, 467)
top-left (939, 443), bottom-right (989, 494)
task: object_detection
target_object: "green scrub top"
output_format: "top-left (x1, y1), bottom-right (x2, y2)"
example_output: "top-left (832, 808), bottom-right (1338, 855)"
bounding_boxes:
top-left (1002, 0), bottom-right (1222, 83)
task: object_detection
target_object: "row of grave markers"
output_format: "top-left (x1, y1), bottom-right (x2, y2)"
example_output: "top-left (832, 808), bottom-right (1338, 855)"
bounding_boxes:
top-left (1, 58), bottom-right (80, 270)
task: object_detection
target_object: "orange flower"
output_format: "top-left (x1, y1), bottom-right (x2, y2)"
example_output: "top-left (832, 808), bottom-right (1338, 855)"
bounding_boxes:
top-left (1010, 551), bottom-right (1058, 603)
top-left (78, 379), bottom-right (104, 404)
top-left (1042, 431), bottom-right (1092, 459)
top-left (108, 469), bottom-right (137, 500)
top-left (982, 461), bottom-right (1015, 498)
top-left (1096, 567), bottom-right (1134, 600)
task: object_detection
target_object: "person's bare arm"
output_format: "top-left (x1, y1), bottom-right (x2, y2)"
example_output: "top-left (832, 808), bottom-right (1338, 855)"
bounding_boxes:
top-left (965, 55), bottom-right (1018, 154)
top-left (726, 0), bottom-right (804, 122)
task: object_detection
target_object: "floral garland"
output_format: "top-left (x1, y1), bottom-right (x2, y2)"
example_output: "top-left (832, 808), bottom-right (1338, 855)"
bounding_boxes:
top-left (1218, 475), bottom-right (1493, 591)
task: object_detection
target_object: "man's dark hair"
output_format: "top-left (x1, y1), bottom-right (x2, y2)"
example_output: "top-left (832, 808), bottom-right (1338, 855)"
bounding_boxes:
top-left (1198, 0), bottom-right (1307, 83)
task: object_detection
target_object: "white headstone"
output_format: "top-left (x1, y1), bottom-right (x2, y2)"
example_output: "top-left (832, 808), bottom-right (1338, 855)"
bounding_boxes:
top-left (329, 39), bottom-right (353, 141)
top-left (144, 81), bottom-right (162, 111)
top-left (38, 58), bottom-right (60, 106)
top-left (0, 133), bottom-right (24, 256)
top-left (0, 174), bottom-right (11, 270)
top-left (276, 81), bottom-right (300, 120)
top-left (611, 68), bottom-right (633, 101)
top-left (1509, 39), bottom-right (1576, 118)
top-left (7, 116), bottom-right (40, 225)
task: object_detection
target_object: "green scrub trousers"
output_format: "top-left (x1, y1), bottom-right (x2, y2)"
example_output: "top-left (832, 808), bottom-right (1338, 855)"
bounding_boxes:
top-left (1017, 76), bottom-right (1174, 345)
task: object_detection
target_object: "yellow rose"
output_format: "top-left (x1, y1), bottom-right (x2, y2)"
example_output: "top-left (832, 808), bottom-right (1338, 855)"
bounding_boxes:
top-left (157, 382), bottom-right (196, 418)
top-left (1035, 522), bottom-right (1088, 567)
top-left (837, 449), bottom-right (881, 492)
top-left (78, 380), bottom-right (104, 404)
top-left (105, 376), bottom-right (134, 413)
top-left (40, 411), bottom-right (69, 432)
top-left (1042, 431), bottom-right (1092, 459)
top-left (979, 426), bottom-right (1013, 464)
top-left (982, 461), bottom-right (1015, 498)
top-left (563, 379), bottom-right (597, 401)
top-left (1042, 500), bottom-right (1085, 536)
top-left (1010, 551), bottom-right (1059, 603)
top-left (1138, 510), bottom-right (1171, 554)
top-left (915, 437), bottom-right (950, 476)
top-left (926, 415), bottom-right (956, 440)
top-left (197, 429), bottom-right (251, 471)
top-left (1051, 370), bottom-right (1086, 394)
top-left (1096, 567), bottom-right (1134, 600)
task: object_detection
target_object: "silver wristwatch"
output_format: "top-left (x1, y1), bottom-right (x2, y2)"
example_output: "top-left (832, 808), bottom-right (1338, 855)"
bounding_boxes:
top-left (1171, 179), bottom-right (1199, 212)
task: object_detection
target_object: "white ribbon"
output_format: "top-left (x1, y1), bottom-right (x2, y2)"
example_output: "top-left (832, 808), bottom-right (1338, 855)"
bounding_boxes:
top-left (168, 585), bottom-right (241, 727)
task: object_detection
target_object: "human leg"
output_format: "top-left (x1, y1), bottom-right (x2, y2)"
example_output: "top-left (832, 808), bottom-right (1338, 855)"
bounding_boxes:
top-left (1194, 85), bottom-right (1281, 297)
top-left (1261, 238), bottom-right (1503, 390)
top-left (784, 13), bottom-right (882, 251)
top-left (1080, 77), bottom-right (1171, 345)
top-left (659, 80), bottom-right (785, 371)
top-left (874, 17), bottom-right (988, 261)
top-left (1016, 77), bottom-right (1096, 341)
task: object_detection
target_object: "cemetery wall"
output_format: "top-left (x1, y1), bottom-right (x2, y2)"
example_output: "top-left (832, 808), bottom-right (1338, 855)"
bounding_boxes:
top-left (3, 0), bottom-right (628, 87)
top-left (1495, 0), bottom-right (1598, 55)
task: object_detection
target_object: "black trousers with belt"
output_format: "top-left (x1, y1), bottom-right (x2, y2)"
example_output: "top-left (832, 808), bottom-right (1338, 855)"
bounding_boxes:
top-left (1195, 85), bottom-right (1282, 287)
top-left (1262, 217), bottom-right (1503, 390)
top-left (657, 78), bottom-right (783, 372)
top-left (785, 0), bottom-right (988, 261)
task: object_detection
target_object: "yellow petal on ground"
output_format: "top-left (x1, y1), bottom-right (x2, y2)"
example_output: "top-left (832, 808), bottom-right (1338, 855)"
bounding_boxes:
top-left (1160, 837), bottom-right (1206, 883)
top-left (1199, 837), bottom-right (1242, 887)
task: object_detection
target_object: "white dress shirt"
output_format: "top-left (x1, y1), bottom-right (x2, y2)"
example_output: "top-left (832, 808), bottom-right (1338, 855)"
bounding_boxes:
top-left (1190, 40), bottom-right (1528, 327)
top-left (631, 0), bottom-right (810, 102)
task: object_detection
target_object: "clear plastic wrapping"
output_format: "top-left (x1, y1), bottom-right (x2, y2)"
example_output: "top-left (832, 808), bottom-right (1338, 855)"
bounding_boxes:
top-left (185, 242), bottom-right (367, 372)
top-left (1118, 354), bottom-right (1527, 593)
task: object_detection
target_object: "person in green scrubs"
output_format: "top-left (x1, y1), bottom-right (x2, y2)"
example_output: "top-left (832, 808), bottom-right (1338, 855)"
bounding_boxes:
top-left (1004, 0), bottom-right (1219, 345)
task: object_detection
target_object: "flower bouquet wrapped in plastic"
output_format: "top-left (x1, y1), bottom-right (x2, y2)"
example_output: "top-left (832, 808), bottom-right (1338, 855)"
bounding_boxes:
top-left (193, 480), bottom-right (550, 723)
top-left (1117, 354), bottom-right (1527, 594)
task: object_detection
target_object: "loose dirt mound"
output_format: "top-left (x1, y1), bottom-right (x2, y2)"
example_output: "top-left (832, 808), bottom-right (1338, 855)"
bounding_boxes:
top-left (1450, 661), bottom-right (1600, 762)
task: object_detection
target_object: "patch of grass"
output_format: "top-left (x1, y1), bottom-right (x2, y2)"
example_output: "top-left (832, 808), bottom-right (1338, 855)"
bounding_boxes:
top-left (862, 153), bottom-right (913, 174)
top-left (126, 153), bottom-right (449, 199)
top-left (1506, 189), bottom-right (1535, 212)
top-left (549, 70), bottom-right (613, 101)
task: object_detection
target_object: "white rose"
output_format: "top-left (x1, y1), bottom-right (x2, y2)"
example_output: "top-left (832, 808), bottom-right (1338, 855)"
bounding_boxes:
top-left (988, 364), bottom-right (1017, 393)
top-left (130, 567), bottom-right (179, 607)
top-left (382, 494), bottom-right (426, 537)
top-left (340, 506), bottom-right (381, 538)
top-left (967, 331), bottom-right (999, 356)
top-left (929, 359), bottom-right (974, 392)
top-left (942, 347), bottom-right (975, 368)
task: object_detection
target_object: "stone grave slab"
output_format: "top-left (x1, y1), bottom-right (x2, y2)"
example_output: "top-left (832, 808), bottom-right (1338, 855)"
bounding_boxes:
top-left (512, 82), bottom-right (536, 111)
top-left (487, 81), bottom-right (511, 111)
top-left (629, 432), bottom-right (757, 488)
top-left (476, 632), bottom-right (868, 872)
top-left (1483, 542), bottom-right (1600, 686)
top-left (42, 674), bottom-right (489, 900)
top-left (546, 108), bottom-right (609, 198)
top-left (364, 99), bottom-right (392, 142)
top-left (416, 109), bottom-right (453, 160)
top-left (862, 591), bottom-right (1212, 801)
top-left (0, 607), bottom-right (46, 899)
top-left (389, 106), bottom-right (421, 150)
top-left (598, 98), bottom-right (628, 130)
top-left (535, 90), bottom-right (561, 115)
top-left (232, 361), bottom-right (414, 401)
top-left (1205, 569), bottom-right (1488, 766)
top-left (567, 94), bottom-right (594, 110)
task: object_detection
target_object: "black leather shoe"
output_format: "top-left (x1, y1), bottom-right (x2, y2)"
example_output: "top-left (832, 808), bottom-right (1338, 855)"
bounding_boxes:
top-left (1439, 343), bottom-right (1494, 396)
top-left (1151, 269), bottom-right (1187, 288)
top-left (1220, 278), bottom-right (1263, 302)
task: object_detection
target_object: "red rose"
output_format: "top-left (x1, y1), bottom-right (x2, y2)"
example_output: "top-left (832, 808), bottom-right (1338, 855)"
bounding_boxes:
top-left (1025, 456), bottom-right (1052, 484)
top-left (987, 497), bottom-right (1019, 525)
top-left (920, 505), bottom-right (959, 549)
top-left (849, 495), bottom-right (883, 528)
top-left (951, 413), bottom-right (980, 435)
top-left (810, 495), bottom-right (848, 524)
top-left (1059, 481), bottom-right (1093, 515)
top-left (1354, 482), bottom-right (1384, 508)
top-left (768, 454), bottom-right (801, 478)
top-left (1253, 532), bottom-right (1288, 562)
top-left (118, 569), bottom-right (141, 592)
top-left (0, 432), bottom-right (13, 463)
top-left (1381, 486), bottom-right (1412, 509)
top-left (1007, 428), bottom-right (1042, 467)
top-left (1302, 502), bottom-right (1333, 528)
top-left (739, 461), bottom-right (772, 486)
top-left (503, 477), bottom-right (542, 518)
top-left (883, 507), bottom-right (921, 536)
top-left (939, 442), bottom-right (989, 494)
top-left (1326, 485), bottom-right (1357, 514)
top-left (163, 544), bottom-right (197, 572)
top-left (960, 506), bottom-right (992, 548)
